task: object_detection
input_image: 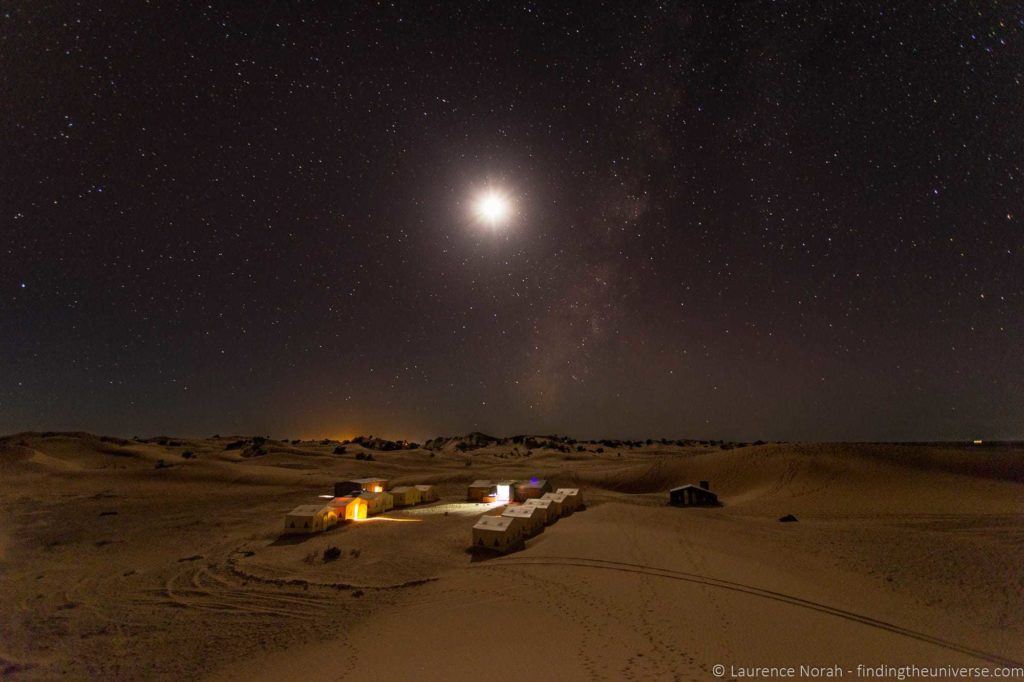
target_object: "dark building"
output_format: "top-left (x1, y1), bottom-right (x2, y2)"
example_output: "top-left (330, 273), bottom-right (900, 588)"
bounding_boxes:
top-left (514, 478), bottom-right (551, 502)
top-left (669, 482), bottom-right (719, 507)
top-left (333, 481), bottom-right (362, 497)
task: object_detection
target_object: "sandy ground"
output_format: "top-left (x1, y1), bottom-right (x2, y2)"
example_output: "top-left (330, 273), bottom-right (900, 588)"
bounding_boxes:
top-left (1, 433), bottom-right (1021, 680)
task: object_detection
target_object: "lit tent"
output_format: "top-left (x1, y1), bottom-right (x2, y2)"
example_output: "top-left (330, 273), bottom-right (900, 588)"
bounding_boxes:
top-left (327, 496), bottom-right (368, 521)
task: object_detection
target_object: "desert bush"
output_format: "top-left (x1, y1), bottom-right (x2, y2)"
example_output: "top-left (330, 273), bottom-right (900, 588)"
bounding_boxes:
top-left (323, 547), bottom-right (342, 562)
top-left (154, 459), bottom-right (168, 469)
top-left (349, 548), bottom-right (361, 558)
top-left (181, 450), bottom-right (194, 459)
top-left (333, 445), bottom-right (346, 454)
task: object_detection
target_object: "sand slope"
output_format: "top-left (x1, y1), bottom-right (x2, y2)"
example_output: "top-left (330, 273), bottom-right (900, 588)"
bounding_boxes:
top-left (0, 433), bottom-right (1021, 679)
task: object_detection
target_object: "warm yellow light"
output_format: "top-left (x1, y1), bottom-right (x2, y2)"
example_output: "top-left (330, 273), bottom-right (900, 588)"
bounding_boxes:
top-left (474, 191), bottom-right (511, 226)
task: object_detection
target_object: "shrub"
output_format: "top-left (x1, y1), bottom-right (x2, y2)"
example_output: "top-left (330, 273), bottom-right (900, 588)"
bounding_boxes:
top-left (181, 450), bottom-right (194, 459)
top-left (323, 547), bottom-right (342, 562)
top-left (333, 445), bottom-right (346, 455)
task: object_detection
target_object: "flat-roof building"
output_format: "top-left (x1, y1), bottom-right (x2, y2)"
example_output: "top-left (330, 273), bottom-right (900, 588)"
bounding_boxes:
top-left (514, 479), bottom-right (551, 502)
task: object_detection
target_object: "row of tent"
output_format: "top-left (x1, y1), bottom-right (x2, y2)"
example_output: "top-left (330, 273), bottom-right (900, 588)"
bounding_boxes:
top-left (472, 488), bottom-right (584, 553)
top-left (284, 478), bottom-right (439, 534)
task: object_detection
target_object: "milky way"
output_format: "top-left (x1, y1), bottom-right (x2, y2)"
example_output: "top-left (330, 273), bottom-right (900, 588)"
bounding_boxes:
top-left (2, 3), bottom-right (1022, 440)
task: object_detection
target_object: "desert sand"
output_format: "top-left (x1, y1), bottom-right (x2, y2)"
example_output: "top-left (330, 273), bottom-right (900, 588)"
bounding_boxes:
top-left (1, 433), bottom-right (1021, 680)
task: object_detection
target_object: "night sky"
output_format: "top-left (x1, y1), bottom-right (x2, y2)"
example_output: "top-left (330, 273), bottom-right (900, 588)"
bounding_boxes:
top-left (3, 2), bottom-right (1022, 442)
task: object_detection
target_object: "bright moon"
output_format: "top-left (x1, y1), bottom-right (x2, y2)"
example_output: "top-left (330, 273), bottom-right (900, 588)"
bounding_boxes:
top-left (473, 191), bottom-right (511, 226)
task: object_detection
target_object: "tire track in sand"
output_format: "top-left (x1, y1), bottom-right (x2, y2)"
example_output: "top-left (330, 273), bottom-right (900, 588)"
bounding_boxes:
top-left (481, 555), bottom-right (1022, 668)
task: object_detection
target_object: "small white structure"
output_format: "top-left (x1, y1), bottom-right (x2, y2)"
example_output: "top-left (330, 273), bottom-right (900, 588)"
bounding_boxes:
top-left (359, 491), bottom-right (394, 515)
top-left (523, 497), bottom-right (553, 524)
top-left (502, 505), bottom-right (544, 537)
top-left (390, 486), bottom-right (422, 507)
top-left (556, 488), bottom-right (582, 512)
top-left (494, 480), bottom-right (515, 503)
top-left (284, 504), bottom-right (335, 534)
top-left (472, 515), bottom-right (519, 553)
top-left (414, 484), bottom-right (439, 503)
top-left (540, 491), bottom-right (567, 518)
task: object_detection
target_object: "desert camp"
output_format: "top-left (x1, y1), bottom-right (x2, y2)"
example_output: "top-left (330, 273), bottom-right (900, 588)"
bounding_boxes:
top-left (2, 433), bottom-right (1022, 680)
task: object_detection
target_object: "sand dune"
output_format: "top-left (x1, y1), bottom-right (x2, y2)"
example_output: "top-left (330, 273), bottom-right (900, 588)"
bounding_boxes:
top-left (1, 433), bottom-right (1021, 679)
